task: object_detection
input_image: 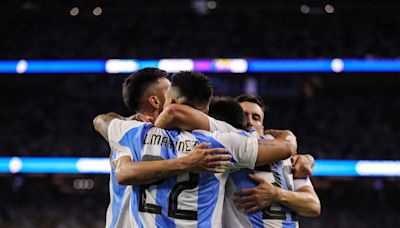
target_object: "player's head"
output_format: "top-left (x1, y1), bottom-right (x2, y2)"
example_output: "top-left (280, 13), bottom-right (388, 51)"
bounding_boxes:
top-left (122, 67), bottom-right (170, 114)
top-left (164, 71), bottom-right (213, 113)
top-left (208, 97), bottom-right (247, 130)
top-left (235, 94), bottom-right (266, 134)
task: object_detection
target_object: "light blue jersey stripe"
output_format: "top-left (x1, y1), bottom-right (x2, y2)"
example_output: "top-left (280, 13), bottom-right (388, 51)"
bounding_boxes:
top-left (197, 172), bottom-right (219, 227)
top-left (155, 130), bottom-right (179, 228)
top-left (119, 123), bottom-right (153, 228)
top-left (230, 169), bottom-right (264, 228)
top-left (131, 186), bottom-right (144, 228)
top-left (273, 161), bottom-right (293, 222)
top-left (282, 221), bottom-right (297, 228)
top-left (192, 131), bottom-right (224, 228)
top-left (110, 163), bottom-right (127, 228)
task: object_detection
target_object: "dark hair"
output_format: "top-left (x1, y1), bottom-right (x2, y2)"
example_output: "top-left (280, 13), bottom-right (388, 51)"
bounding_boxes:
top-left (234, 94), bottom-right (267, 112)
top-left (208, 97), bottom-right (247, 130)
top-left (122, 67), bottom-right (167, 112)
top-left (170, 71), bottom-right (213, 110)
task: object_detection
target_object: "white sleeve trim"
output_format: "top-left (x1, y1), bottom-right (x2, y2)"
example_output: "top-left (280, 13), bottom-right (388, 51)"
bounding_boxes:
top-left (246, 137), bottom-right (258, 169)
top-left (108, 119), bottom-right (144, 162)
top-left (208, 116), bottom-right (237, 133)
top-left (293, 177), bottom-right (313, 191)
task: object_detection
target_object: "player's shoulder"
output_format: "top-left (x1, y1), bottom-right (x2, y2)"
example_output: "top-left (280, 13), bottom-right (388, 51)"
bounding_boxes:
top-left (193, 129), bottom-right (255, 140)
top-left (208, 116), bottom-right (237, 133)
top-left (109, 119), bottom-right (153, 141)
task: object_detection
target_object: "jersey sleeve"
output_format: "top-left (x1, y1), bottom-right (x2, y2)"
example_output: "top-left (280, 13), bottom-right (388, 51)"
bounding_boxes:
top-left (108, 118), bottom-right (144, 162)
top-left (212, 131), bottom-right (258, 169)
top-left (208, 116), bottom-right (237, 133)
top-left (293, 177), bottom-right (314, 191)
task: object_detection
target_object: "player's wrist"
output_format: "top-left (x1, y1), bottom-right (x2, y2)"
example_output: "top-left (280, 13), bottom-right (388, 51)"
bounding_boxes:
top-left (273, 187), bottom-right (285, 204)
top-left (176, 156), bottom-right (193, 172)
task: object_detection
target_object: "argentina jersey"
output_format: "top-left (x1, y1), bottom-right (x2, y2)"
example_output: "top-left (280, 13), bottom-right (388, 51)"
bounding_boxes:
top-left (105, 149), bottom-right (134, 228)
top-left (222, 133), bottom-right (312, 228)
top-left (108, 118), bottom-right (259, 228)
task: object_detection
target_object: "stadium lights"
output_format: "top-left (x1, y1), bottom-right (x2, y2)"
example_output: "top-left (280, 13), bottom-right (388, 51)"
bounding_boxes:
top-left (1, 157), bottom-right (400, 176)
top-left (3, 59), bottom-right (400, 74)
top-left (70, 7), bottom-right (79, 16)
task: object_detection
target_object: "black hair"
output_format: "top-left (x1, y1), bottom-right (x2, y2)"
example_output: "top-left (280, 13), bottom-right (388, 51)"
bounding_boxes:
top-left (122, 67), bottom-right (167, 112)
top-left (234, 94), bottom-right (267, 112)
top-left (170, 71), bottom-right (213, 110)
top-left (208, 97), bottom-right (247, 130)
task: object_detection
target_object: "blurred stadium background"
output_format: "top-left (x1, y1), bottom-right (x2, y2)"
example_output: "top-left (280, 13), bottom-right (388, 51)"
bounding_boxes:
top-left (1, 0), bottom-right (400, 227)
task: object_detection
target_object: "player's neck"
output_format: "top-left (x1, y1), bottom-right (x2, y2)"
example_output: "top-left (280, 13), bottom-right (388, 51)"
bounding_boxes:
top-left (138, 108), bottom-right (159, 122)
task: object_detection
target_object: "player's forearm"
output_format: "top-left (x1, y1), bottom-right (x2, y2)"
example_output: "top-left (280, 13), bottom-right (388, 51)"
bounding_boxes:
top-left (274, 186), bottom-right (321, 217)
top-left (255, 139), bottom-right (296, 166)
top-left (155, 104), bottom-right (210, 131)
top-left (115, 157), bottom-right (190, 185)
top-left (154, 106), bottom-right (178, 129)
top-left (93, 113), bottom-right (124, 141)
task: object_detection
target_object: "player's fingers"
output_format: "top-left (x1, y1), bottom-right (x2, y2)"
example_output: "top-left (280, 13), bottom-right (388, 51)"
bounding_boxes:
top-left (264, 129), bottom-right (279, 135)
top-left (234, 188), bottom-right (257, 196)
top-left (249, 174), bottom-right (266, 184)
top-left (205, 167), bottom-right (226, 173)
top-left (209, 154), bottom-right (232, 161)
top-left (233, 195), bottom-right (256, 205)
top-left (205, 148), bottom-right (229, 155)
top-left (245, 205), bottom-right (260, 213)
top-left (193, 143), bottom-right (211, 149)
top-left (237, 201), bottom-right (257, 210)
top-left (207, 161), bottom-right (231, 167)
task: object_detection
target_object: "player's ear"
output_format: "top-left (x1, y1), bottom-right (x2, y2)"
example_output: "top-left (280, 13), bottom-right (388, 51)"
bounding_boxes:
top-left (148, 95), bottom-right (160, 109)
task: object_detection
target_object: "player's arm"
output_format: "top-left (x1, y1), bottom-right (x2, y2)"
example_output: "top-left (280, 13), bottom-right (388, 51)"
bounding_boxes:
top-left (115, 143), bottom-right (231, 185)
top-left (106, 118), bottom-right (232, 185)
top-left (234, 175), bottom-right (320, 217)
top-left (154, 104), bottom-right (210, 131)
top-left (292, 154), bottom-right (315, 178)
top-left (255, 130), bottom-right (297, 166)
top-left (275, 186), bottom-right (320, 217)
top-left (93, 112), bottom-right (124, 141)
top-left (93, 112), bottom-right (152, 141)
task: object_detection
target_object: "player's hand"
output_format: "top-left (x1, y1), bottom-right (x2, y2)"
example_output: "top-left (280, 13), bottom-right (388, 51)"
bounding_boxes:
top-left (292, 154), bottom-right (314, 178)
top-left (129, 113), bottom-right (154, 123)
top-left (182, 143), bottom-right (231, 173)
top-left (234, 174), bottom-right (279, 213)
top-left (264, 129), bottom-right (297, 150)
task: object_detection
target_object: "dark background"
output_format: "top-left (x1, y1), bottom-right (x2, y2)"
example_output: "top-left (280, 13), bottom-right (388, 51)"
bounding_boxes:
top-left (1, 0), bottom-right (400, 227)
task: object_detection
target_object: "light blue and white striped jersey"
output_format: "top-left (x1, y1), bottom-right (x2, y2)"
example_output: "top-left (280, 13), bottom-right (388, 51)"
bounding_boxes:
top-left (107, 118), bottom-right (259, 228)
top-left (105, 149), bottom-right (135, 228)
top-left (222, 133), bottom-right (314, 228)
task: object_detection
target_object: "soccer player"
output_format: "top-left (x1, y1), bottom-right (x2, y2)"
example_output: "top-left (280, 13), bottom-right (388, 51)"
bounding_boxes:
top-left (94, 68), bottom-right (233, 227)
top-left (156, 96), bottom-right (320, 227)
top-left (228, 95), bottom-right (320, 227)
top-left (101, 71), bottom-right (297, 227)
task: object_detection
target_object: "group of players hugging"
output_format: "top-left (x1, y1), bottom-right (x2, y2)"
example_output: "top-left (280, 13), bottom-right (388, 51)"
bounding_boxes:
top-left (93, 68), bottom-right (320, 228)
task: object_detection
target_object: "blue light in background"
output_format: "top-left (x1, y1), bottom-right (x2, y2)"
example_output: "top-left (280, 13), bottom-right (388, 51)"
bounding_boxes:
top-left (343, 59), bottom-right (400, 72)
top-left (0, 157), bottom-right (399, 176)
top-left (2, 59), bottom-right (400, 74)
top-left (26, 60), bottom-right (106, 73)
top-left (313, 160), bottom-right (358, 176)
top-left (0, 61), bottom-right (19, 73)
top-left (248, 59), bottom-right (333, 72)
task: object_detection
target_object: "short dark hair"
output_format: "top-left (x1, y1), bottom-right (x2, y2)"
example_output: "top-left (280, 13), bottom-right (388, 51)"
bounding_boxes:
top-left (208, 97), bottom-right (247, 130)
top-left (122, 67), bottom-right (167, 112)
top-left (170, 71), bottom-right (213, 110)
top-left (235, 94), bottom-right (267, 112)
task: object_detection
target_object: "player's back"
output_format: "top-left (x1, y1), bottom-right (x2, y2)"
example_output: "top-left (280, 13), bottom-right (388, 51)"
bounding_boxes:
top-left (108, 119), bottom-right (258, 228)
